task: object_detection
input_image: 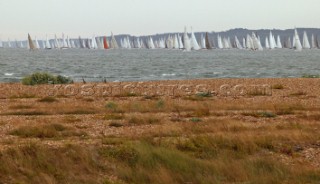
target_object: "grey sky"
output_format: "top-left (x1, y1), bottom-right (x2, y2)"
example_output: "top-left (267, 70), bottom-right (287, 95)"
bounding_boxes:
top-left (0, 0), bottom-right (319, 39)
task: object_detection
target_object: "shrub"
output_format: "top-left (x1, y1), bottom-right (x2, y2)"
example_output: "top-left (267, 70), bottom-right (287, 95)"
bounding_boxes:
top-left (105, 102), bottom-right (118, 112)
top-left (9, 124), bottom-right (86, 138)
top-left (109, 122), bottom-right (124, 127)
top-left (272, 84), bottom-right (284, 90)
top-left (22, 72), bottom-right (72, 85)
top-left (38, 96), bottom-right (58, 103)
top-left (190, 117), bottom-right (202, 123)
top-left (301, 74), bottom-right (320, 78)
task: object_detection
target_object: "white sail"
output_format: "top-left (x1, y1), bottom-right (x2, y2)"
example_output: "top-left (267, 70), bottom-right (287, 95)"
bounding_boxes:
top-left (7, 39), bottom-right (11, 48)
top-left (178, 34), bottom-right (184, 49)
top-left (223, 37), bottom-right (229, 49)
top-left (252, 33), bottom-right (263, 51)
top-left (96, 37), bottom-right (104, 49)
top-left (20, 41), bottom-right (24, 48)
top-left (242, 38), bottom-right (246, 48)
top-left (34, 37), bottom-right (40, 49)
top-left (110, 32), bottom-right (119, 49)
top-left (54, 35), bottom-right (60, 49)
top-left (257, 36), bottom-right (263, 51)
top-left (67, 36), bottom-right (71, 48)
top-left (61, 34), bottom-right (68, 48)
top-left (246, 34), bottom-right (253, 49)
top-left (166, 35), bottom-right (173, 49)
top-left (294, 29), bottom-right (302, 51)
top-left (190, 28), bottom-right (200, 50)
top-left (71, 40), bottom-right (76, 48)
top-left (173, 34), bottom-right (179, 49)
top-left (276, 35), bottom-right (282, 48)
top-left (200, 34), bottom-right (206, 49)
top-left (302, 31), bottom-right (311, 49)
top-left (235, 36), bottom-right (242, 49)
top-left (217, 35), bottom-right (223, 49)
top-left (91, 36), bottom-right (97, 49)
top-left (183, 27), bottom-right (191, 51)
top-left (311, 34), bottom-right (317, 49)
top-left (148, 37), bottom-right (155, 49)
top-left (45, 35), bottom-right (51, 49)
top-left (127, 36), bottom-right (132, 49)
top-left (265, 37), bottom-right (270, 49)
top-left (269, 31), bottom-right (275, 49)
top-left (287, 37), bottom-right (292, 49)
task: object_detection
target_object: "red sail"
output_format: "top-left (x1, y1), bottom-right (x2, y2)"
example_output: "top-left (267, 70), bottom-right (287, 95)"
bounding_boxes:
top-left (103, 36), bottom-right (109, 49)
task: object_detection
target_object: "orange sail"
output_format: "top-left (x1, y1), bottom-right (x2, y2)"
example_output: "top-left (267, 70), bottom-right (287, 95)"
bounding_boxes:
top-left (103, 36), bottom-right (109, 49)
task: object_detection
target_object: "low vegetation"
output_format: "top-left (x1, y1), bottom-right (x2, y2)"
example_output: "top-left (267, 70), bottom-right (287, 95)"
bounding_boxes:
top-left (10, 124), bottom-right (87, 138)
top-left (1, 79), bottom-right (320, 183)
top-left (22, 72), bottom-right (72, 85)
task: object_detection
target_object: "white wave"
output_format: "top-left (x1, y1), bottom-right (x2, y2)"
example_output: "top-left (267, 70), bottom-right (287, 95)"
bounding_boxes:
top-left (162, 73), bottom-right (176, 77)
top-left (4, 73), bottom-right (14, 76)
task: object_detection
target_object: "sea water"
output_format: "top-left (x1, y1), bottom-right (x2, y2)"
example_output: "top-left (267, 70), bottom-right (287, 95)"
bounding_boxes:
top-left (0, 48), bottom-right (319, 82)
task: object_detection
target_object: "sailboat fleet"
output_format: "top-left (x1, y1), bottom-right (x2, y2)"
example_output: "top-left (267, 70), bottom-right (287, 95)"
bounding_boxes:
top-left (1, 28), bottom-right (319, 51)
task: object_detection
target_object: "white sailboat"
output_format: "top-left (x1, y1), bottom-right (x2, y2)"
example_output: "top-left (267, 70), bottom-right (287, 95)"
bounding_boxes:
top-left (269, 31), bottom-right (275, 49)
top-left (294, 29), bottom-right (302, 51)
top-left (246, 34), bottom-right (253, 49)
top-left (45, 35), bottom-right (51, 49)
top-left (67, 36), bottom-right (71, 48)
top-left (217, 35), bottom-right (223, 49)
top-left (110, 32), bottom-right (119, 49)
top-left (190, 27), bottom-right (200, 50)
top-left (276, 35), bottom-right (282, 48)
top-left (61, 34), bottom-right (68, 48)
top-left (166, 35), bottom-right (173, 49)
top-left (28, 34), bottom-right (36, 50)
top-left (91, 36), bottom-right (97, 49)
top-left (178, 34), bottom-right (184, 49)
top-left (173, 34), bottom-right (179, 49)
top-left (183, 27), bottom-right (191, 51)
top-left (34, 37), bottom-right (40, 49)
top-left (242, 38), bottom-right (246, 48)
top-left (7, 39), bottom-right (11, 48)
top-left (235, 36), bottom-right (242, 49)
top-left (148, 37), bottom-right (155, 49)
top-left (287, 37), bottom-right (292, 49)
top-left (311, 34), bottom-right (317, 49)
top-left (265, 37), bottom-right (270, 49)
top-left (200, 34), bottom-right (206, 49)
top-left (302, 31), bottom-right (311, 49)
top-left (54, 34), bottom-right (60, 49)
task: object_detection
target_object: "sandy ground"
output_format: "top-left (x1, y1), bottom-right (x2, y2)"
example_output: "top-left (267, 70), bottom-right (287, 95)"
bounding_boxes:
top-left (0, 78), bottom-right (320, 168)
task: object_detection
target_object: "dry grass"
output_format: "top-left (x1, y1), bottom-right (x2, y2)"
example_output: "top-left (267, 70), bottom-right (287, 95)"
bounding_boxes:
top-left (0, 79), bottom-right (320, 183)
top-left (10, 123), bottom-right (87, 138)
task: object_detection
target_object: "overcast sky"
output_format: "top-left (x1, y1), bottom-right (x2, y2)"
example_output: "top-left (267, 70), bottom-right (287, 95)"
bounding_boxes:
top-left (0, 0), bottom-right (319, 39)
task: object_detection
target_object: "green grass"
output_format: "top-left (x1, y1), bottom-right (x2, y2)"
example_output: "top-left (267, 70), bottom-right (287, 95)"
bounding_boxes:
top-left (301, 74), bottom-right (320, 78)
top-left (22, 72), bottom-right (72, 85)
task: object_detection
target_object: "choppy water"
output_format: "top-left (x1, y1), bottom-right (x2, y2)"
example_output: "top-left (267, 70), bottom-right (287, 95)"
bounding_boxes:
top-left (0, 48), bottom-right (319, 82)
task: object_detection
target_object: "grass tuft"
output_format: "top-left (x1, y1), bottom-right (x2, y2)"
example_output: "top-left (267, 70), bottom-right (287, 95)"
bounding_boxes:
top-left (38, 96), bottom-right (58, 103)
top-left (10, 124), bottom-right (87, 138)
